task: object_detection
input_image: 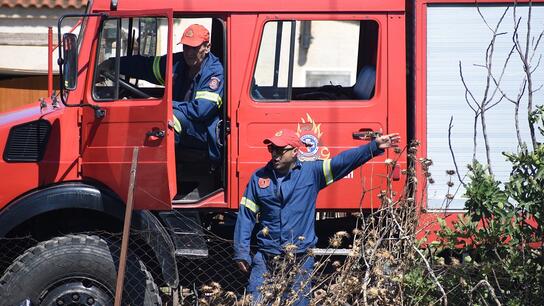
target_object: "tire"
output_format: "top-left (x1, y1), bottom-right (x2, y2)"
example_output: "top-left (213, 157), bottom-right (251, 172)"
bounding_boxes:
top-left (0, 234), bottom-right (161, 306)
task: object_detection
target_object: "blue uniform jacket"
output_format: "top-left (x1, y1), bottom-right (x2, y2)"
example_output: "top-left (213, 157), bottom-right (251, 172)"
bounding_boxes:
top-left (233, 141), bottom-right (384, 265)
top-left (118, 52), bottom-right (224, 162)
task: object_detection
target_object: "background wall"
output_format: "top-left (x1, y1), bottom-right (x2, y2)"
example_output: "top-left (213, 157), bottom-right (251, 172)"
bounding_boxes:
top-left (0, 1), bottom-right (86, 112)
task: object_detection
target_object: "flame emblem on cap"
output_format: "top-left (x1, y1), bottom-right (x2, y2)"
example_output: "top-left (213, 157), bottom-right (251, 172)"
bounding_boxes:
top-left (275, 130), bottom-right (283, 137)
top-left (185, 29), bottom-right (194, 38)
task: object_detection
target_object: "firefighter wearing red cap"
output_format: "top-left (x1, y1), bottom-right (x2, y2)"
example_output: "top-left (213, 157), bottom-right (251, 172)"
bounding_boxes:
top-left (233, 129), bottom-right (400, 305)
top-left (99, 24), bottom-right (223, 162)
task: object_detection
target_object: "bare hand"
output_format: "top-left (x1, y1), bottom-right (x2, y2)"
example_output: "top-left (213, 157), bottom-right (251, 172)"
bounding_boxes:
top-left (376, 133), bottom-right (400, 149)
top-left (237, 260), bottom-right (250, 273)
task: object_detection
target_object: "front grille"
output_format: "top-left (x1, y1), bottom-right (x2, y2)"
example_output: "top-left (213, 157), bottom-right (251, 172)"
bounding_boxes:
top-left (3, 120), bottom-right (51, 162)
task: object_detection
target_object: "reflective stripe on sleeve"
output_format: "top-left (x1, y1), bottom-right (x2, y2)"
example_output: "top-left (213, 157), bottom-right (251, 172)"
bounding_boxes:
top-left (195, 91), bottom-right (222, 108)
top-left (173, 116), bottom-right (182, 134)
top-left (240, 196), bottom-right (259, 213)
top-left (153, 56), bottom-right (165, 85)
top-left (323, 159), bottom-right (334, 185)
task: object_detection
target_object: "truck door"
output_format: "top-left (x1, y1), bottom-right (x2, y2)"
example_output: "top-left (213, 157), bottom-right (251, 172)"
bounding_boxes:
top-left (81, 10), bottom-right (175, 210)
top-left (236, 15), bottom-right (402, 210)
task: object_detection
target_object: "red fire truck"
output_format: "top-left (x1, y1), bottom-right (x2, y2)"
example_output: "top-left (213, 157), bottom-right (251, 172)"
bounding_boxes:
top-left (0, 0), bottom-right (541, 304)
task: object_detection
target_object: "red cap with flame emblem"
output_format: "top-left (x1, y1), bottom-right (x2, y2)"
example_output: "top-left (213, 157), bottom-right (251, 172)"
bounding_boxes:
top-left (263, 129), bottom-right (307, 148)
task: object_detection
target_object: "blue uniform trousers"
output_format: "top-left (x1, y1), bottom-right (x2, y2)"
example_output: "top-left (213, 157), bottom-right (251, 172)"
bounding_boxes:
top-left (248, 251), bottom-right (314, 306)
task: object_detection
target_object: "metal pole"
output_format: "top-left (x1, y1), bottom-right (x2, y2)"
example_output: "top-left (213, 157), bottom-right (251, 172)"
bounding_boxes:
top-left (114, 147), bottom-right (139, 306)
top-left (48, 27), bottom-right (53, 98)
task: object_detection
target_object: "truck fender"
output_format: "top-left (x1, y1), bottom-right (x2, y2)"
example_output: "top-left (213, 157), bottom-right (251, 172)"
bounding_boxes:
top-left (0, 182), bottom-right (179, 288)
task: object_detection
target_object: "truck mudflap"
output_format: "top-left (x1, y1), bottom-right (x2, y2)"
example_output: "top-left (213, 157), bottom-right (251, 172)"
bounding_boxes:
top-left (158, 211), bottom-right (209, 258)
top-left (134, 210), bottom-right (180, 288)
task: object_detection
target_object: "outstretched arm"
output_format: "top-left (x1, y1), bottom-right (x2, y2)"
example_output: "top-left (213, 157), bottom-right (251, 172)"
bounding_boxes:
top-left (317, 133), bottom-right (400, 189)
top-left (98, 55), bottom-right (166, 85)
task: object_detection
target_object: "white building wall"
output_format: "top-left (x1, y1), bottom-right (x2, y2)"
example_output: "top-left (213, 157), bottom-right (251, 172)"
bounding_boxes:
top-left (0, 7), bottom-right (83, 74)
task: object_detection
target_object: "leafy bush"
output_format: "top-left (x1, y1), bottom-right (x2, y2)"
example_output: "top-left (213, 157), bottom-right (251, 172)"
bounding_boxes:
top-left (424, 106), bottom-right (544, 306)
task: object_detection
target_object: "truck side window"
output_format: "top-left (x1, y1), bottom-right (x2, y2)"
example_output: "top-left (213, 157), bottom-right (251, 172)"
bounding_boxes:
top-left (92, 17), bottom-right (167, 101)
top-left (251, 20), bottom-right (378, 102)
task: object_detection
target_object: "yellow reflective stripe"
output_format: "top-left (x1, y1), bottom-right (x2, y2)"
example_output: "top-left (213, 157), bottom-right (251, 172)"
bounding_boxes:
top-left (173, 116), bottom-right (182, 133)
top-left (240, 196), bottom-right (259, 213)
top-left (323, 159), bottom-right (334, 185)
top-left (195, 91), bottom-right (222, 108)
top-left (153, 56), bottom-right (164, 85)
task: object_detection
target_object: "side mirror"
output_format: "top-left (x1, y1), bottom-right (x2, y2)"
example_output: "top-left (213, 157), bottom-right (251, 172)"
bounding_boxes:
top-left (62, 33), bottom-right (78, 90)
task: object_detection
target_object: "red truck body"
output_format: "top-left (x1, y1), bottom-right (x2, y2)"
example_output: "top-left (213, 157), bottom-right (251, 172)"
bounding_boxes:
top-left (0, 0), bottom-right (541, 302)
top-left (1, 0), bottom-right (408, 213)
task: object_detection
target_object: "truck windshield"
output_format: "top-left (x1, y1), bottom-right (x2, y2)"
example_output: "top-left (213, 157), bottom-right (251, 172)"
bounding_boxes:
top-left (92, 17), bottom-right (166, 101)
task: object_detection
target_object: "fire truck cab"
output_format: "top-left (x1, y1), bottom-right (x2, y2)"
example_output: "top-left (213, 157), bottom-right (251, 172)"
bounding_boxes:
top-left (71, 0), bottom-right (406, 213)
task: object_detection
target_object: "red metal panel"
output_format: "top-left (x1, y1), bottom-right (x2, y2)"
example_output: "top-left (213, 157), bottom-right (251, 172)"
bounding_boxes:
top-left (233, 13), bottom-right (402, 211)
top-left (0, 105), bottom-right (81, 210)
top-left (226, 14), bottom-right (260, 211)
top-left (0, 0), bottom-right (87, 9)
top-left (422, 0), bottom-right (542, 4)
top-left (80, 9), bottom-right (176, 211)
top-left (91, 0), bottom-right (405, 13)
top-left (386, 12), bottom-right (409, 197)
top-left (414, 0), bottom-right (429, 212)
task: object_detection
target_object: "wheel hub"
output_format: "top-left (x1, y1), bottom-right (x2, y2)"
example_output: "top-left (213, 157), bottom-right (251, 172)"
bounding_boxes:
top-left (41, 280), bottom-right (111, 306)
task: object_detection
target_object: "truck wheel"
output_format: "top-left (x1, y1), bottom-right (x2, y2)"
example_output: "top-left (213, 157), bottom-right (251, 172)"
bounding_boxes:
top-left (0, 234), bottom-right (161, 306)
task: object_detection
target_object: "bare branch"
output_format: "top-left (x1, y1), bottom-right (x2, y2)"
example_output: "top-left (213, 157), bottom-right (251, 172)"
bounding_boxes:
top-left (531, 27), bottom-right (544, 53)
top-left (485, 43), bottom-right (515, 105)
top-left (525, 1), bottom-right (533, 64)
top-left (518, 78), bottom-right (528, 98)
top-left (472, 115), bottom-right (478, 162)
top-left (512, 17), bottom-right (523, 56)
top-left (492, 76), bottom-right (517, 104)
top-left (414, 245), bottom-right (447, 306)
top-left (529, 54), bottom-right (541, 74)
top-left (448, 116), bottom-right (467, 188)
top-left (477, 4), bottom-right (511, 174)
top-left (470, 279), bottom-right (502, 306)
top-left (485, 94), bottom-right (506, 112)
top-left (476, 4), bottom-right (509, 34)
top-left (512, 1), bottom-right (538, 149)
top-left (476, 4), bottom-right (494, 32)
top-left (459, 61), bottom-right (480, 113)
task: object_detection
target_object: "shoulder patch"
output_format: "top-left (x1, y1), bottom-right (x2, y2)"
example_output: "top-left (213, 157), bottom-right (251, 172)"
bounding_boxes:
top-left (258, 177), bottom-right (270, 189)
top-left (208, 77), bottom-right (220, 90)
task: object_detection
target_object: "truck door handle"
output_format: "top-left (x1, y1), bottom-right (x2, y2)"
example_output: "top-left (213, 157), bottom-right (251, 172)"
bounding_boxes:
top-left (352, 129), bottom-right (382, 140)
top-left (146, 129), bottom-right (165, 141)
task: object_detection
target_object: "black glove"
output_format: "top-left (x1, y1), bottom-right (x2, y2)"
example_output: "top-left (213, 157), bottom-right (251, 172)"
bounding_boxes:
top-left (98, 57), bottom-right (114, 72)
